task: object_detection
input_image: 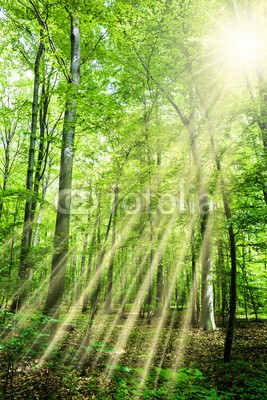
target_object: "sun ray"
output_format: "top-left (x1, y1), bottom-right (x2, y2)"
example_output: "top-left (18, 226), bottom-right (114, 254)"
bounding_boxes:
top-left (139, 167), bottom-right (221, 389)
top-left (104, 207), bottom-right (187, 378)
top-left (35, 129), bottom-right (191, 365)
top-left (138, 217), bottom-right (196, 388)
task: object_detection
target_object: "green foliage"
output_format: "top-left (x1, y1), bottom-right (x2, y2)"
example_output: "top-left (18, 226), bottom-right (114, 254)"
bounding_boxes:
top-left (213, 361), bottom-right (267, 400)
top-left (82, 341), bottom-right (114, 353)
top-left (1, 0), bottom-right (267, 398)
top-left (90, 365), bottom-right (218, 399)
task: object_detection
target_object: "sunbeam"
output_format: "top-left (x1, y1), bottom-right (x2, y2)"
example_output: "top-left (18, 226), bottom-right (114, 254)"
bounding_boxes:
top-left (138, 218), bottom-right (196, 388)
top-left (105, 209), bottom-right (187, 378)
top-left (35, 130), bottom-right (191, 365)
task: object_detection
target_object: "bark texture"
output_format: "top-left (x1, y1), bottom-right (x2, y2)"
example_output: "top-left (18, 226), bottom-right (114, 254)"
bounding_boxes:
top-left (44, 15), bottom-right (80, 316)
top-left (209, 132), bottom-right (237, 361)
top-left (10, 39), bottom-right (44, 311)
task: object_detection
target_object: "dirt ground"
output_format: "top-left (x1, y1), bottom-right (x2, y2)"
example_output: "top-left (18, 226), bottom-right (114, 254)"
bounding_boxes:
top-left (1, 311), bottom-right (267, 399)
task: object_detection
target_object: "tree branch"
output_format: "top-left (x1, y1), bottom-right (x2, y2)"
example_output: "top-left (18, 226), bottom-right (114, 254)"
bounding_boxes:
top-left (81, 33), bottom-right (107, 66)
top-left (29, 0), bottom-right (71, 82)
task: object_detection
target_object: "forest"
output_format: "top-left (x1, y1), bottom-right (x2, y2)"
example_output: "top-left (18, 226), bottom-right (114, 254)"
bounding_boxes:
top-left (0, 0), bottom-right (267, 399)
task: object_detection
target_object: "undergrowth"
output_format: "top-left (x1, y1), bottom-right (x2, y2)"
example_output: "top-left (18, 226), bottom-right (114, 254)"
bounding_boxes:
top-left (0, 309), bottom-right (267, 399)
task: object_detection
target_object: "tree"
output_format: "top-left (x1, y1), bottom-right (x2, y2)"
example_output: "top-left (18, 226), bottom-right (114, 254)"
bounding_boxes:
top-left (10, 37), bottom-right (44, 311)
top-left (109, 0), bottom-right (217, 329)
top-left (44, 8), bottom-right (80, 316)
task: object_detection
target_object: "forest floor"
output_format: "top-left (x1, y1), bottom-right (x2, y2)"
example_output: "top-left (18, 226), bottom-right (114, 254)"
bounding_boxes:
top-left (1, 309), bottom-right (267, 399)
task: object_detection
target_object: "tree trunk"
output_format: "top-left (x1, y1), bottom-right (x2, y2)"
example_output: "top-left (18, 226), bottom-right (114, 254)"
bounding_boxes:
top-left (105, 184), bottom-right (119, 314)
top-left (256, 67), bottom-right (267, 204)
top-left (209, 131), bottom-right (237, 361)
top-left (89, 192), bottom-right (114, 321)
top-left (199, 192), bottom-right (216, 330)
top-left (223, 222), bottom-right (237, 362)
top-left (144, 111), bottom-right (154, 323)
top-left (82, 213), bottom-right (98, 313)
top-left (155, 153), bottom-right (164, 316)
top-left (140, 51), bottom-right (216, 330)
top-left (191, 227), bottom-right (197, 326)
top-left (217, 240), bottom-right (227, 326)
top-left (240, 253), bottom-right (258, 321)
top-left (44, 14), bottom-right (80, 317)
top-left (165, 97), bottom-right (216, 330)
top-left (188, 123), bottom-right (215, 331)
top-left (29, 79), bottom-right (50, 245)
top-left (10, 39), bottom-right (44, 311)
top-left (32, 159), bottom-right (51, 247)
top-left (77, 208), bottom-right (91, 303)
top-left (0, 117), bottom-right (16, 218)
top-left (147, 187), bottom-right (154, 323)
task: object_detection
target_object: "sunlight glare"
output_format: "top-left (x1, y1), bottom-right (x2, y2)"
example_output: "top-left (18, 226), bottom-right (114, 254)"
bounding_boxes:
top-left (229, 27), bottom-right (259, 64)
top-left (222, 21), bottom-right (264, 71)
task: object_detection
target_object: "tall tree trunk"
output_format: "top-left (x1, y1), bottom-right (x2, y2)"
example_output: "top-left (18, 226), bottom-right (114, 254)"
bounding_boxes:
top-left (191, 227), bottom-right (197, 326)
top-left (223, 198), bottom-right (237, 362)
top-left (68, 223), bottom-right (77, 307)
top-left (44, 14), bottom-right (80, 316)
top-left (120, 246), bottom-right (128, 312)
top-left (77, 209), bottom-right (91, 303)
top-left (3, 198), bottom-right (20, 308)
top-left (188, 123), bottom-right (215, 331)
top-left (0, 136), bottom-right (10, 219)
top-left (240, 252), bottom-right (258, 321)
top-left (165, 97), bottom-right (216, 330)
top-left (140, 50), bottom-right (216, 330)
top-left (0, 97), bottom-right (20, 219)
top-left (155, 249), bottom-right (164, 315)
top-left (256, 67), bottom-right (267, 204)
top-left (0, 116), bottom-right (17, 218)
top-left (29, 79), bottom-right (50, 245)
top-left (105, 184), bottom-right (119, 314)
top-left (217, 240), bottom-right (227, 326)
top-left (199, 191), bottom-right (215, 330)
top-left (209, 132), bottom-right (237, 361)
top-left (10, 39), bottom-right (44, 311)
top-left (89, 193), bottom-right (113, 322)
top-left (143, 109), bottom-right (154, 323)
top-left (147, 186), bottom-right (154, 324)
top-left (155, 152), bottom-right (164, 316)
top-left (82, 214), bottom-right (98, 313)
top-left (32, 159), bottom-right (51, 247)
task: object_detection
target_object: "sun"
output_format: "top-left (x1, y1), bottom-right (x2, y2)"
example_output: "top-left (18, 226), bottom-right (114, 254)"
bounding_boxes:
top-left (210, 10), bottom-right (267, 77)
top-left (225, 23), bottom-right (262, 68)
top-left (231, 29), bottom-right (257, 61)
